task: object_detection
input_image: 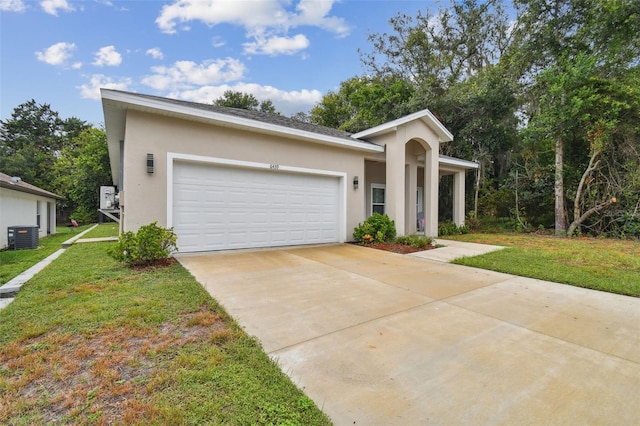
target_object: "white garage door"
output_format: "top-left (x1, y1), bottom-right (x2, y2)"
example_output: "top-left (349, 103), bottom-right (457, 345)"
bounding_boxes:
top-left (173, 161), bottom-right (341, 252)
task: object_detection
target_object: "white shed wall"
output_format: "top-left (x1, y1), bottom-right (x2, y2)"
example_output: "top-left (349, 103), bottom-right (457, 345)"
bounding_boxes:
top-left (0, 188), bottom-right (57, 249)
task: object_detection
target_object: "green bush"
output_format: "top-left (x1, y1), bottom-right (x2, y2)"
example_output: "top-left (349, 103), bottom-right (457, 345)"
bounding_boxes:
top-left (353, 213), bottom-right (396, 244)
top-left (108, 222), bottom-right (178, 266)
top-left (395, 235), bottom-right (433, 248)
top-left (438, 221), bottom-right (470, 236)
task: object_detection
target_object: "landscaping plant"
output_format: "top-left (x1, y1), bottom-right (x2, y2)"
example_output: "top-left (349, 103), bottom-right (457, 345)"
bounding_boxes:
top-left (395, 235), bottom-right (433, 249)
top-left (108, 221), bottom-right (177, 266)
top-left (353, 213), bottom-right (396, 244)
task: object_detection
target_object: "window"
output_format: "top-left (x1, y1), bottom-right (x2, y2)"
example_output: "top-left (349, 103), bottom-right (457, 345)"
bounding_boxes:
top-left (36, 201), bottom-right (41, 228)
top-left (371, 184), bottom-right (385, 215)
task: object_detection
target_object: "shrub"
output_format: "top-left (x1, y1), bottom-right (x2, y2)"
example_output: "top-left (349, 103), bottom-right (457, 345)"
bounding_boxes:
top-left (353, 213), bottom-right (396, 244)
top-left (395, 235), bottom-right (433, 248)
top-left (438, 221), bottom-right (470, 236)
top-left (108, 222), bottom-right (178, 266)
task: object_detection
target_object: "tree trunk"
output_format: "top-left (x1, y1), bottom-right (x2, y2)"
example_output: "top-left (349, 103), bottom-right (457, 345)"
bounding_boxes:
top-left (567, 199), bottom-right (617, 236)
top-left (474, 163), bottom-right (480, 220)
top-left (571, 150), bottom-right (601, 236)
top-left (554, 134), bottom-right (566, 235)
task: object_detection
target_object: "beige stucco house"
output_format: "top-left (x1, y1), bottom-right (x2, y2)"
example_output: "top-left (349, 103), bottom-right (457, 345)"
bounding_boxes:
top-left (101, 89), bottom-right (477, 253)
top-left (0, 172), bottom-right (62, 249)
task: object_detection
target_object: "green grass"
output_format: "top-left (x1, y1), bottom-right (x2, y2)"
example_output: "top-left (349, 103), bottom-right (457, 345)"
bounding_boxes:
top-left (0, 242), bottom-right (331, 425)
top-left (444, 233), bottom-right (640, 297)
top-left (0, 225), bottom-right (93, 285)
top-left (82, 222), bottom-right (120, 238)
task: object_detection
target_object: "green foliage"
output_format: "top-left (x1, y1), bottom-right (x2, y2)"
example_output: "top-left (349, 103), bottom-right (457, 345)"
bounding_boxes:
top-left (353, 213), bottom-right (397, 244)
top-left (395, 235), bottom-right (433, 248)
top-left (438, 221), bottom-right (470, 236)
top-left (108, 222), bottom-right (177, 266)
top-left (52, 128), bottom-right (112, 222)
top-left (309, 75), bottom-right (414, 133)
top-left (213, 90), bottom-right (281, 115)
top-left (0, 100), bottom-right (90, 190)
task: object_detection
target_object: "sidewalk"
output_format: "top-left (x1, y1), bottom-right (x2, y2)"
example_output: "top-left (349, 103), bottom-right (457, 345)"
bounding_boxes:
top-left (0, 224), bottom-right (99, 309)
top-left (410, 238), bottom-right (505, 262)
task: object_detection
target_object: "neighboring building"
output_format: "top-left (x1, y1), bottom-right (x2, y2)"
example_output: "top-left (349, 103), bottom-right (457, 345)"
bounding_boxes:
top-left (101, 89), bottom-right (478, 253)
top-left (0, 172), bottom-right (63, 249)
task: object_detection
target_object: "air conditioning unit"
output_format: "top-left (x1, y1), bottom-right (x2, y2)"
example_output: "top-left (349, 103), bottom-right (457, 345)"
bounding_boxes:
top-left (7, 226), bottom-right (39, 250)
top-left (100, 186), bottom-right (119, 209)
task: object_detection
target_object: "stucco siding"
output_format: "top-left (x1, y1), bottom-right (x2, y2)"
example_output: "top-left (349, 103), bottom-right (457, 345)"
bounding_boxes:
top-left (121, 110), bottom-right (366, 240)
top-left (0, 188), bottom-right (56, 249)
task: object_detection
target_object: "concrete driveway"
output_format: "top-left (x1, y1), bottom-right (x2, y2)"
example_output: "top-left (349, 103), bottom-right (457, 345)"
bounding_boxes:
top-left (176, 244), bottom-right (640, 425)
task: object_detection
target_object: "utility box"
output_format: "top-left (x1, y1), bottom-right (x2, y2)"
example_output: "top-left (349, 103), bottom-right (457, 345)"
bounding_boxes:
top-left (7, 226), bottom-right (39, 250)
top-left (100, 186), bottom-right (118, 210)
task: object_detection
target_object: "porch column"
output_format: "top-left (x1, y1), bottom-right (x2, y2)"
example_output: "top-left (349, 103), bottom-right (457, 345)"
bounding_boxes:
top-left (453, 171), bottom-right (466, 226)
top-left (386, 129), bottom-right (406, 236)
top-left (423, 148), bottom-right (439, 236)
top-left (405, 162), bottom-right (418, 235)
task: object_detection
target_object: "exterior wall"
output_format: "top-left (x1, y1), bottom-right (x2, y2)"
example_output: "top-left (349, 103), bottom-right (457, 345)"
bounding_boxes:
top-left (121, 110), bottom-right (367, 241)
top-left (364, 160), bottom-right (386, 217)
top-left (0, 188), bottom-right (57, 249)
top-left (361, 120), bottom-right (441, 237)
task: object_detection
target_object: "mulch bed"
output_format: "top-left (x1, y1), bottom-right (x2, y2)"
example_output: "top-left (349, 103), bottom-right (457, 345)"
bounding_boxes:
top-left (355, 242), bottom-right (438, 254)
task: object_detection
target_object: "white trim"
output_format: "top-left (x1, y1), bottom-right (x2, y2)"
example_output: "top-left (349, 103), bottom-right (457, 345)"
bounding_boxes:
top-left (102, 89), bottom-right (383, 154)
top-left (352, 109), bottom-right (454, 142)
top-left (166, 152), bottom-right (347, 243)
top-left (438, 155), bottom-right (479, 170)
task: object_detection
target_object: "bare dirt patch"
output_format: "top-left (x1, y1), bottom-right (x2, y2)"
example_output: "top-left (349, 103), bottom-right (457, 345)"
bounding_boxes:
top-left (0, 305), bottom-right (228, 424)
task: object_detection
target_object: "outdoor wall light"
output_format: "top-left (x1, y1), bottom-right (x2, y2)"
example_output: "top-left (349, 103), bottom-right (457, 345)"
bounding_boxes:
top-left (147, 153), bottom-right (154, 174)
top-left (353, 176), bottom-right (359, 190)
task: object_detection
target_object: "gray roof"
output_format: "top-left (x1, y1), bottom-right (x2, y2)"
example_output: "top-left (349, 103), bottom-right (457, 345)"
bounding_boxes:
top-left (0, 172), bottom-right (63, 200)
top-left (108, 90), bottom-right (358, 142)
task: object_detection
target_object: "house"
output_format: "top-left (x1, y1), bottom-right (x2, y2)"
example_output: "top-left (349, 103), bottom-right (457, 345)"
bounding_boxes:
top-left (101, 89), bottom-right (478, 253)
top-left (0, 172), bottom-right (63, 249)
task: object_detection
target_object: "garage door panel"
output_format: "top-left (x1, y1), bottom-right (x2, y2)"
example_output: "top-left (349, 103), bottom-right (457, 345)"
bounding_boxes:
top-left (173, 161), bottom-right (340, 252)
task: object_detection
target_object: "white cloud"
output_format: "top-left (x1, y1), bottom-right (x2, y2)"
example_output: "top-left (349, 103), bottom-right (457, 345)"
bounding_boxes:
top-left (146, 47), bottom-right (164, 60)
top-left (35, 42), bottom-right (76, 66)
top-left (293, 0), bottom-right (349, 36)
top-left (41, 0), bottom-right (74, 15)
top-left (211, 36), bottom-right (225, 48)
top-left (93, 46), bottom-right (122, 67)
top-left (78, 74), bottom-right (132, 100)
top-left (156, 0), bottom-right (349, 56)
top-left (72, 62), bottom-right (82, 69)
top-left (171, 82), bottom-right (323, 116)
top-left (141, 58), bottom-right (246, 91)
top-left (0, 0), bottom-right (25, 12)
top-left (244, 34), bottom-right (309, 56)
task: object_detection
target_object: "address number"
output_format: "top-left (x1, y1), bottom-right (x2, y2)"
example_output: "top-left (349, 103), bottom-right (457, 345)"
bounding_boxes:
top-left (269, 164), bottom-right (280, 170)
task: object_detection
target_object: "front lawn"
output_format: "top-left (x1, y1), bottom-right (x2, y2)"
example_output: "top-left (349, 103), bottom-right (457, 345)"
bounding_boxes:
top-left (0, 225), bottom-right (92, 285)
top-left (445, 233), bottom-right (640, 297)
top-left (0, 241), bottom-right (331, 425)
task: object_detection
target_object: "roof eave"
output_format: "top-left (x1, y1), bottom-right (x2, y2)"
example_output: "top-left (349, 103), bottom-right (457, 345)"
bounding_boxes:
top-left (101, 90), bottom-right (384, 157)
top-left (351, 109), bottom-right (454, 142)
top-left (0, 182), bottom-right (64, 200)
top-left (438, 156), bottom-right (479, 170)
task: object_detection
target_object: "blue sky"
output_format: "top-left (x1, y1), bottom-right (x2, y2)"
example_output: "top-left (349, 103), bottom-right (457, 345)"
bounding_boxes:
top-left (1, 0), bottom-right (437, 126)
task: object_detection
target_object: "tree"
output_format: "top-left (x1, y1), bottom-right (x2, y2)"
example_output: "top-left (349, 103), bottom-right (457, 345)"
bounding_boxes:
top-left (510, 0), bottom-right (640, 235)
top-left (52, 127), bottom-right (112, 222)
top-left (0, 100), bottom-right (89, 190)
top-left (213, 90), bottom-right (281, 115)
top-left (310, 75), bottom-right (414, 133)
top-left (361, 0), bottom-right (511, 97)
